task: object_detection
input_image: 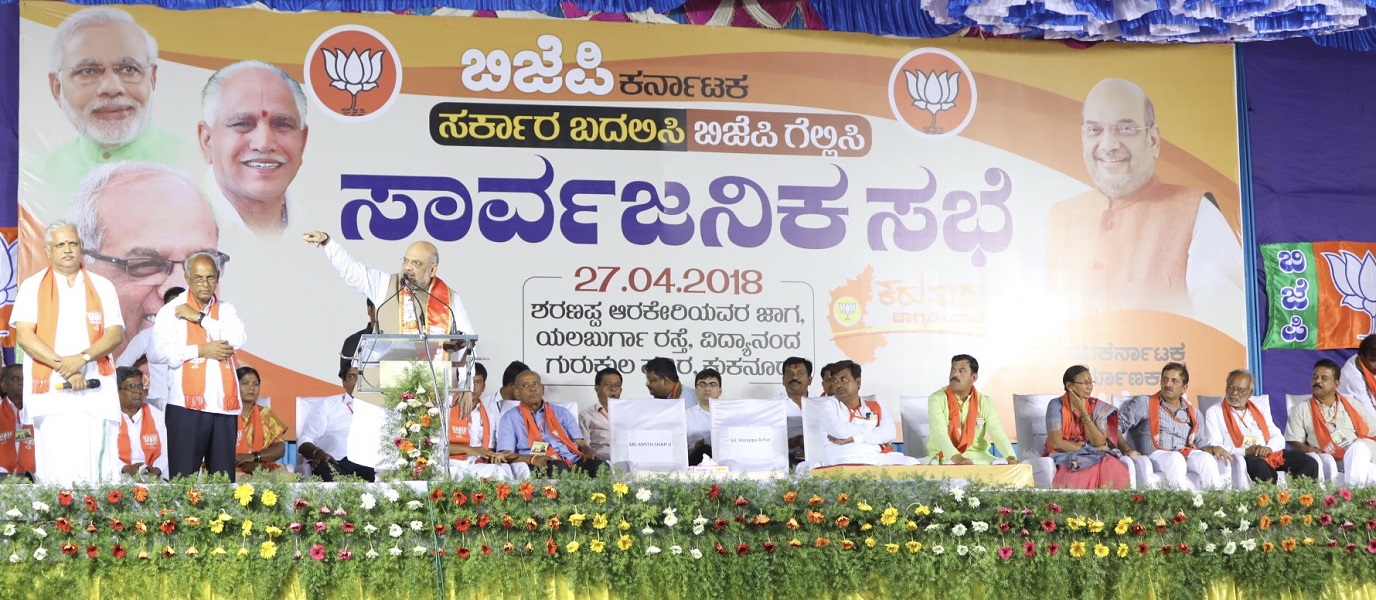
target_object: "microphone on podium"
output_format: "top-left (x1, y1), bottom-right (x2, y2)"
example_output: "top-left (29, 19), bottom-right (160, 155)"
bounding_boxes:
top-left (55, 379), bottom-right (102, 391)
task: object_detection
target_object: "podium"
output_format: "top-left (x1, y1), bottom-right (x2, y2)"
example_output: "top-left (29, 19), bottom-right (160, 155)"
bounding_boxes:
top-left (346, 333), bottom-right (478, 478)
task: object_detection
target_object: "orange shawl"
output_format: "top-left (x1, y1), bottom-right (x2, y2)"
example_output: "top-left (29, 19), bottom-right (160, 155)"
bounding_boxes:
top-left (1222, 401), bottom-right (1285, 468)
top-left (944, 387), bottom-right (979, 453)
top-left (401, 277), bottom-right (453, 334)
top-left (519, 402), bottom-right (583, 465)
top-left (32, 267), bottom-right (114, 393)
top-left (181, 295), bottom-right (240, 412)
top-left (1148, 393), bottom-right (1198, 456)
top-left (1308, 394), bottom-right (1370, 460)
top-left (1046, 394), bottom-right (1119, 455)
top-left (0, 399), bottom-right (18, 472)
top-left (118, 405), bottom-right (162, 466)
top-left (449, 398), bottom-right (492, 460)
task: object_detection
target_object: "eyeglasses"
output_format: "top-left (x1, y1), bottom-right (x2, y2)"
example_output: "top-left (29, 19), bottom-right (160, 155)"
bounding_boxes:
top-left (1226, 385), bottom-right (1252, 394)
top-left (60, 60), bottom-right (151, 85)
top-left (1071, 380), bottom-right (1095, 386)
top-left (1081, 123), bottom-right (1151, 140)
top-left (86, 250), bottom-right (230, 280)
top-left (696, 381), bottom-right (720, 388)
top-left (118, 384), bottom-right (147, 393)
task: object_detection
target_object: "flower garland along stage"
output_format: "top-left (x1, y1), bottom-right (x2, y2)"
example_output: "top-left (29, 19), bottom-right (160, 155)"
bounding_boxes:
top-left (4, 478), bottom-right (1376, 600)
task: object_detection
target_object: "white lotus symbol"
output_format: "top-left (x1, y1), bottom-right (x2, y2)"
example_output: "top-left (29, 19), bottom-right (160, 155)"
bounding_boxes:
top-left (1323, 249), bottom-right (1376, 335)
top-left (322, 48), bottom-right (385, 115)
top-left (0, 236), bottom-right (16, 307)
top-left (904, 69), bottom-right (961, 133)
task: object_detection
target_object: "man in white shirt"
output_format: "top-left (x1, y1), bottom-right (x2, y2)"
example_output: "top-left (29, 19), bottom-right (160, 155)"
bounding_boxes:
top-left (1338, 336), bottom-right (1376, 417)
top-left (1199, 369), bottom-right (1317, 487)
top-left (114, 285), bottom-right (182, 410)
top-left (147, 252), bottom-right (246, 479)
top-left (1286, 359), bottom-right (1376, 484)
top-left (298, 364), bottom-right (374, 482)
top-left (114, 366), bottom-right (167, 481)
top-left (777, 356), bottom-right (812, 462)
top-left (578, 367), bottom-right (620, 462)
top-left (819, 360), bottom-right (920, 467)
top-left (11, 221), bottom-right (125, 484)
top-left (686, 369), bottom-right (719, 465)
top-left (302, 231), bottom-right (476, 336)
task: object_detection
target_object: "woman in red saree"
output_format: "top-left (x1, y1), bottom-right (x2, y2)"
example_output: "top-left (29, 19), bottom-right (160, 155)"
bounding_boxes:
top-left (1044, 365), bottom-right (1131, 489)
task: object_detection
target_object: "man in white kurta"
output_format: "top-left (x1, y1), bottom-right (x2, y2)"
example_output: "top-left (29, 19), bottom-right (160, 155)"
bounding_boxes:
top-left (1198, 369), bottom-right (1318, 488)
top-left (818, 361), bottom-right (919, 467)
top-left (11, 222), bottom-right (125, 485)
top-left (297, 365), bottom-right (375, 482)
top-left (146, 253), bottom-right (247, 479)
top-left (1337, 336), bottom-right (1376, 417)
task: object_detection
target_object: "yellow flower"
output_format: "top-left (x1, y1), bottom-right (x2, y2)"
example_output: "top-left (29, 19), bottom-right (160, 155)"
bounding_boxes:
top-left (617, 520), bottom-right (631, 531)
top-left (1303, 537), bottom-right (1315, 546)
top-left (860, 523), bottom-right (873, 531)
top-left (569, 513), bottom-right (586, 527)
top-left (1114, 523), bottom-right (1129, 535)
top-left (905, 520), bottom-right (918, 532)
top-left (259, 541), bottom-right (277, 559)
top-left (591, 492), bottom-right (607, 504)
top-left (260, 490), bottom-right (278, 507)
top-left (233, 483), bottom-right (255, 507)
top-left (241, 519), bottom-right (253, 537)
top-left (1303, 515), bottom-right (1313, 526)
top-left (265, 526), bottom-right (282, 538)
top-left (185, 546), bottom-right (200, 557)
top-left (210, 520), bottom-right (226, 534)
top-left (883, 543), bottom-right (900, 553)
top-left (905, 541), bottom-right (922, 553)
top-left (857, 501), bottom-right (873, 512)
top-left (211, 547), bottom-right (227, 558)
top-left (1088, 519), bottom-right (1104, 533)
top-left (1117, 543), bottom-right (1129, 558)
top-left (864, 537), bottom-right (876, 548)
top-left (138, 549), bottom-right (150, 560)
top-left (592, 514), bottom-right (608, 530)
top-left (236, 548), bottom-right (249, 558)
top-left (612, 483), bottom-right (629, 497)
top-left (1066, 516), bottom-right (1085, 530)
top-left (565, 541), bottom-right (580, 553)
top-left (1070, 541), bottom-right (1086, 557)
top-left (914, 505), bottom-right (931, 516)
top-left (589, 539), bottom-right (606, 553)
top-left (880, 507), bottom-right (899, 526)
top-left (617, 535), bottom-right (633, 551)
top-left (1094, 543), bottom-right (1109, 557)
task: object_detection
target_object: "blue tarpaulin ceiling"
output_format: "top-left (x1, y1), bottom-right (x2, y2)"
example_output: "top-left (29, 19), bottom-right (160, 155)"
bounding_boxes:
top-left (6, 0), bottom-right (1374, 46)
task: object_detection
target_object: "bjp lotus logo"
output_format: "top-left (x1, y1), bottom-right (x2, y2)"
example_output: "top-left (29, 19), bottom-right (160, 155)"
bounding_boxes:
top-left (1323, 250), bottom-right (1376, 334)
top-left (888, 48), bottom-right (976, 140)
top-left (305, 26), bottom-right (402, 122)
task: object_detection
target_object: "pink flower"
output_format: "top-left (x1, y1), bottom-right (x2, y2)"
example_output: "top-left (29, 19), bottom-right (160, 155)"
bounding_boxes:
top-left (997, 522), bottom-right (1011, 534)
top-left (1368, 540), bottom-right (1376, 555)
top-left (1324, 495), bottom-right (1337, 508)
top-left (319, 505), bottom-right (332, 515)
top-left (1047, 542), bottom-right (1060, 556)
top-left (998, 546), bottom-right (1013, 560)
top-left (314, 521), bottom-right (327, 533)
top-left (1367, 519), bottom-right (1376, 531)
top-left (1347, 543), bottom-right (1358, 553)
top-left (1367, 498), bottom-right (1376, 509)
top-left (337, 549), bottom-right (353, 560)
top-left (334, 508), bottom-right (347, 516)
top-left (1023, 541), bottom-right (1036, 557)
top-left (341, 522), bottom-right (355, 533)
top-left (1041, 519), bottom-right (1056, 532)
top-left (293, 499), bottom-right (308, 510)
top-left (310, 544), bottom-right (326, 561)
top-left (1343, 521), bottom-right (1355, 531)
top-left (1339, 488), bottom-right (1353, 501)
top-left (1319, 514), bottom-right (1333, 526)
top-left (996, 507), bottom-right (1012, 517)
top-left (1047, 502), bottom-right (1063, 515)
top-left (289, 522), bottom-right (303, 533)
top-left (1019, 529), bottom-right (1030, 538)
top-left (1020, 508), bottom-right (1034, 517)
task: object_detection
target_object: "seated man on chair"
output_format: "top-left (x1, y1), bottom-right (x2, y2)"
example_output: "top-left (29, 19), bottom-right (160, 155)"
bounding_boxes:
top-left (1286, 359), bottom-right (1376, 485)
top-left (1200, 369), bottom-right (1317, 486)
top-left (926, 354), bottom-right (1016, 465)
top-left (496, 371), bottom-right (604, 476)
top-left (1118, 362), bottom-right (1223, 489)
top-left (449, 362), bottom-right (516, 479)
top-left (1338, 335), bottom-right (1376, 416)
top-left (818, 361), bottom-right (920, 467)
top-left (297, 359), bottom-right (375, 482)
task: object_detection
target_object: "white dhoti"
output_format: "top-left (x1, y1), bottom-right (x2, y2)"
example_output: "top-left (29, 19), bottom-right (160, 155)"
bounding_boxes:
top-left (1341, 439), bottom-right (1376, 485)
top-left (34, 414), bottom-right (120, 486)
top-left (1149, 449), bottom-right (1221, 490)
top-left (447, 458), bottom-right (515, 480)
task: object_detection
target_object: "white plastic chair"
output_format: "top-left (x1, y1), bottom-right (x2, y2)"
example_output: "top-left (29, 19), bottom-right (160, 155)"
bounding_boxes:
top-left (798, 397), bottom-right (831, 473)
top-left (711, 398), bottom-right (789, 472)
top-left (1286, 394), bottom-right (1342, 483)
top-left (607, 398), bottom-right (687, 472)
top-left (898, 395), bottom-right (930, 463)
top-left (1018, 394), bottom-right (1137, 489)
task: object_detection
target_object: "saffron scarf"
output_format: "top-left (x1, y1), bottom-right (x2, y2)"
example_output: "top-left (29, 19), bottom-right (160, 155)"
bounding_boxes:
top-left (1147, 393), bottom-right (1199, 456)
top-left (845, 399), bottom-right (893, 454)
top-left (944, 387), bottom-right (979, 453)
top-left (32, 267), bottom-right (114, 393)
top-left (400, 277), bottom-right (453, 334)
top-left (117, 405), bottom-right (162, 466)
top-left (448, 399), bottom-right (492, 461)
top-left (518, 402), bottom-right (584, 465)
top-left (1361, 361), bottom-right (1376, 405)
top-left (1308, 394), bottom-right (1370, 460)
top-left (1047, 394), bottom-right (1119, 455)
top-left (181, 295), bottom-right (240, 412)
top-left (0, 399), bottom-right (17, 472)
top-left (1221, 400), bottom-right (1285, 469)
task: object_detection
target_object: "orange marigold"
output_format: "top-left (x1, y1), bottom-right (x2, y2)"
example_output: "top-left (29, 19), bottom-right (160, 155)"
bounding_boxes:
top-left (1260, 516), bottom-right (1272, 530)
top-left (1258, 494), bottom-right (1271, 507)
top-left (1279, 514), bottom-right (1293, 527)
top-left (1281, 538), bottom-right (1297, 552)
top-left (1299, 494), bottom-right (1314, 508)
top-left (815, 537), bottom-right (831, 549)
top-left (1277, 490), bottom-right (1292, 504)
top-left (1262, 541), bottom-right (1275, 553)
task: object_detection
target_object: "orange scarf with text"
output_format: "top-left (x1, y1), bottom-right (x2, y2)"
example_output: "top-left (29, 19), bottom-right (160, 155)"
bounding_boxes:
top-left (32, 268), bottom-right (114, 393)
top-left (0, 399), bottom-right (18, 472)
top-left (181, 295), bottom-right (239, 411)
top-left (944, 387), bottom-right (980, 453)
top-left (846, 399), bottom-right (893, 453)
top-left (400, 278), bottom-right (453, 334)
top-left (1222, 401), bottom-right (1285, 468)
top-left (1148, 393), bottom-right (1198, 456)
top-left (1308, 394), bottom-right (1370, 460)
top-left (118, 405), bottom-right (162, 466)
top-left (449, 398), bottom-right (492, 461)
top-left (519, 402), bottom-right (584, 465)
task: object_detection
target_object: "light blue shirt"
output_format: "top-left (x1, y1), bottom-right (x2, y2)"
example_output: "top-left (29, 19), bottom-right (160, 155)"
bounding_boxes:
top-left (496, 401), bottom-right (584, 462)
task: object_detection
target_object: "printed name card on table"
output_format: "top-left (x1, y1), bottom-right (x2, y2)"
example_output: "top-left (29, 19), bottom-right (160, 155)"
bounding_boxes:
top-left (609, 398), bottom-right (688, 470)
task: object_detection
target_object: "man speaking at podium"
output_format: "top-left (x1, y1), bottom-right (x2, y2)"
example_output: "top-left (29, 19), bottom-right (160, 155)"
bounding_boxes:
top-left (303, 231), bottom-right (475, 337)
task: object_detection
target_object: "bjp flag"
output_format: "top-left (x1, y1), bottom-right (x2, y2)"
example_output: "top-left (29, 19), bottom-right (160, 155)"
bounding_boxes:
top-left (1262, 241), bottom-right (1376, 350)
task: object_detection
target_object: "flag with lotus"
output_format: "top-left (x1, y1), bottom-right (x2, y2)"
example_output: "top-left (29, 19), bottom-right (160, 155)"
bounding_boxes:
top-left (1262, 241), bottom-right (1376, 349)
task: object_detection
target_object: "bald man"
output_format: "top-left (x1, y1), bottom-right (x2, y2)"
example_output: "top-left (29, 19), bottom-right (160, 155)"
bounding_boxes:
top-left (303, 231), bottom-right (475, 336)
top-left (1045, 78), bottom-right (1243, 336)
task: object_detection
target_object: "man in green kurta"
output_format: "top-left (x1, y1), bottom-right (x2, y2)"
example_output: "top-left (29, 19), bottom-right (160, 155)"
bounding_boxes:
top-left (926, 354), bottom-right (1017, 465)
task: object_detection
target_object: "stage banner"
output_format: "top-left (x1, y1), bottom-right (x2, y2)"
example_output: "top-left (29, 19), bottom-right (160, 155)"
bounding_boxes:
top-left (16, 3), bottom-right (1244, 438)
top-left (1262, 241), bottom-right (1376, 351)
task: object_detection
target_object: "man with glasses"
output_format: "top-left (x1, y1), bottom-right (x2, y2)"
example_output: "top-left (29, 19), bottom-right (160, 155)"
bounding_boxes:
top-left (114, 366), bottom-right (167, 482)
top-left (147, 252), bottom-right (246, 479)
top-left (1044, 78), bottom-right (1243, 338)
top-left (687, 369), bottom-right (720, 465)
top-left (1199, 369), bottom-right (1317, 486)
top-left (0, 365), bottom-right (35, 478)
top-left (302, 231), bottom-right (476, 337)
top-left (69, 161), bottom-right (223, 360)
top-left (11, 221), bottom-right (126, 485)
top-left (1118, 362), bottom-right (1223, 489)
top-left (578, 367), bottom-right (621, 462)
top-left (32, 8), bottom-right (198, 205)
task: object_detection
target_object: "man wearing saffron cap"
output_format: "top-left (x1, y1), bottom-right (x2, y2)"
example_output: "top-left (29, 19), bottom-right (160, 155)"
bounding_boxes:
top-left (926, 354), bottom-right (1016, 465)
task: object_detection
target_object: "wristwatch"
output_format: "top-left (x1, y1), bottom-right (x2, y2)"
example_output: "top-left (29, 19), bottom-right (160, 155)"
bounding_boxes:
top-left (252, 452), bottom-right (261, 462)
top-left (80, 353), bottom-right (91, 363)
